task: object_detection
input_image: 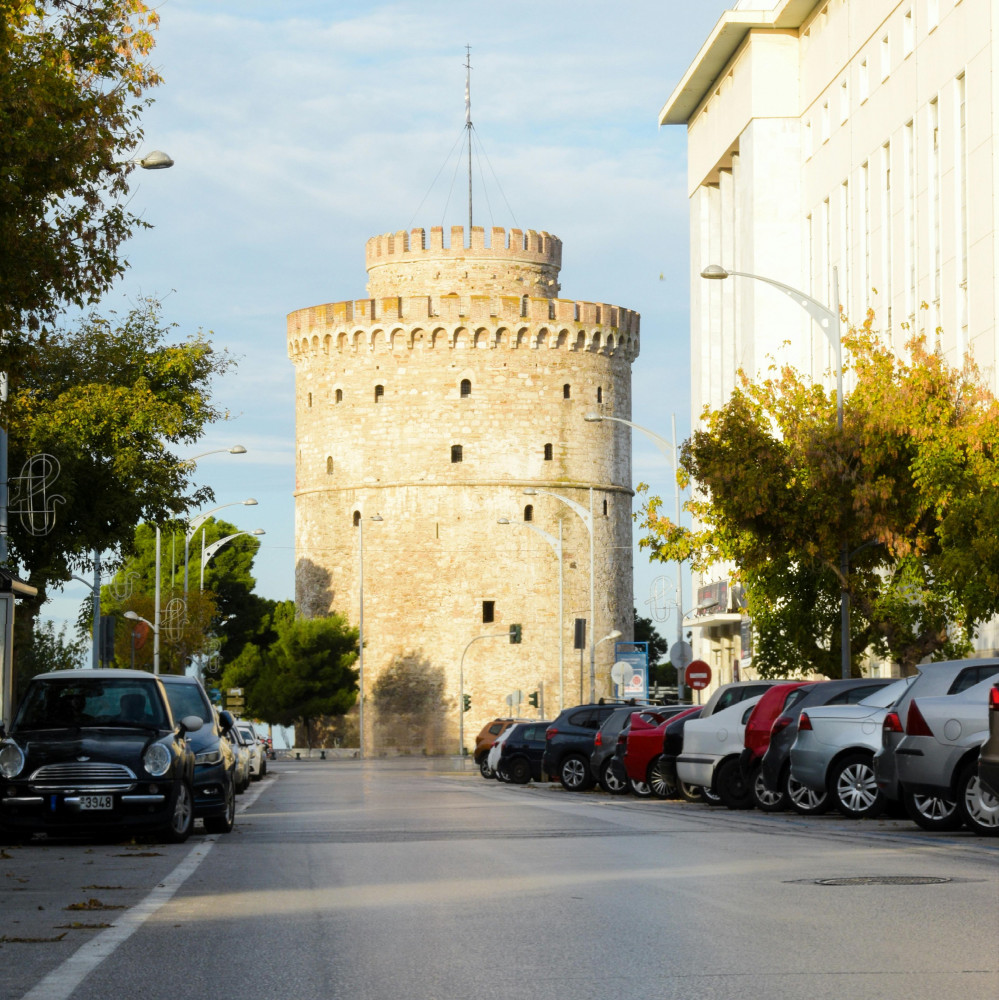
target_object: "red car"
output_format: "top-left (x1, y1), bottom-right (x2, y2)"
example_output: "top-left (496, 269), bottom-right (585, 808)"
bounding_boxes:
top-left (716, 682), bottom-right (815, 810)
top-left (622, 706), bottom-right (701, 799)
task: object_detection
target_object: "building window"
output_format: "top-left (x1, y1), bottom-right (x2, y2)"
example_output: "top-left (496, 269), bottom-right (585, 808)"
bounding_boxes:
top-left (482, 601), bottom-right (495, 624)
top-left (804, 119), bottom-right (812, 158)
top-left (335, 388), bottom-right (343, 403)
top-left (307, 392), bottom-right (313, 408)
top-left (596, 386), bottom-right (602, 403)
top-left (928, 0), bottom-right (939, 33)
top-left (903, 9), bottom-right (914, 56)
top-left (602, 498), bottom-right (608, 516)
top-left (451, 444), bottom-right (463, 463)
top-left (563, 383), bottom-right (571, 399)
top-left (881, 34), bottom-right (890, 81)
top-left (460, 378), bottom-right (471, 397)
top-left (353, 510), bottom-right (360, 526)
top-left (374, 384), bottom-right (384, 402)
top-left (821, 100), bottom-right (830, 142)
top-left (326, 456), bottom-right (333, 475)
top-left (859, 59), bottom-right (869, 102)
top-left (839, 78), bottom-right (848, 123)
top-left (524, 504), bottom-right (533, 522)
top-left (543, 443), bottom-right (553, 461)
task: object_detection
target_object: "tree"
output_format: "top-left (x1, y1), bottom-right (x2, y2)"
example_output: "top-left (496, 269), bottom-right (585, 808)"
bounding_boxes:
top-left (634, 608), bottom-right (674, 687)
top-left (639, 322), bottom-right (999, 676)
top-left (1, 0), bottom-right (162, 340)
top-left (221, 609), bottom-right (358, 749)
top-left (4, 300), bottom-right (232, 682)
top-left (14, 620), bottom-right (87, 702)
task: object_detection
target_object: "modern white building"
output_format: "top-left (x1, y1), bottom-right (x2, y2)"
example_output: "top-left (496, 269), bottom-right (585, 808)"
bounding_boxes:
top-left (661, 0), bottom-right (999, 679)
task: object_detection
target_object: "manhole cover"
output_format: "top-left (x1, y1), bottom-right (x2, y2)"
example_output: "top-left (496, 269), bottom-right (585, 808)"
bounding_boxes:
top-left (815, 876), bottom-right (951, 886)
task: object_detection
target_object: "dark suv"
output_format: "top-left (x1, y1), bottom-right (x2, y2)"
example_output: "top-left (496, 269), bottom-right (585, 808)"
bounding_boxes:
top-left (543, 702), bottom-right (648, 791)
top-left (159, 675), bottom-right (237, 834)
top-left (496, 721), bottom-right (551, 784)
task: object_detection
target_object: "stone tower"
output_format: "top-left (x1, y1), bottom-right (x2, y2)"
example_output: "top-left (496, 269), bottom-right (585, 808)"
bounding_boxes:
top-left (287, 224), bottom-right (640, 753)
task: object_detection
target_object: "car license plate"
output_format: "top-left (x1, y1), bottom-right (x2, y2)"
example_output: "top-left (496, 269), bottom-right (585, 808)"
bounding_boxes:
top-left (79, 795), bottom-right (113, 811)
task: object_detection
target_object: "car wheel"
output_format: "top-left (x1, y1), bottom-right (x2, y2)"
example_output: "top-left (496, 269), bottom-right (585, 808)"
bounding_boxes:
top-left (829, 752), bottom-right (884, 819)
top-left (559, 754), bottom-right (594, 792)
top-left (509, 758), bottom-right (531, 785)
top-left (629, 778), bottom-right (652, 797)
top-left (479, 756), bottom-right (495, 779)
top-left (957, 759), bottom-right (999, 837)
top-left (679, 781), bottom-right (705, 804)
top-left (715, 757), bottom-right (754, 810)
top-left (599, 759), bottom-right (630, 795)
top-left (164, 781), bottom-right (194, 843)
top-left (785, 774), bottom-right (828, 815)
top-left (203, 775), bottom-right (235, 834)
top-left (701, 785), bottom-right (723, 806)
top-left (259, 758), bottom-right (267, 778)
top-left (902, 787), bottom-right (962, 831)
top-left (647, 755), bottom-right (678, 800)
top-left (752, 768), bottom-right (787, 812)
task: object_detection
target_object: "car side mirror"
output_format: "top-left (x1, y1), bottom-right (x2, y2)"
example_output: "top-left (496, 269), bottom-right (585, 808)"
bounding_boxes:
top-left (178, 715), bottom-right (204, 735)
top-left (218, 710), bottom-right (235, 733)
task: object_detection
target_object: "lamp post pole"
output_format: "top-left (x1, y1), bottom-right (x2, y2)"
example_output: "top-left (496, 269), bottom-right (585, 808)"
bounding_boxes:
top-left (499, 517), bottom-right (564, 711)
top-left (584, 411), bottom-right (686, 697)
top-left (524, 486), bottom-right (596, 701)
top-left (357, 514), bottom-right (383, 758)
top-left (200, 529), bottom-right (266, 589)
top-left (701, 264), bottom-right (848, 677)
top-left (185, 495), bottom-right (256, 596)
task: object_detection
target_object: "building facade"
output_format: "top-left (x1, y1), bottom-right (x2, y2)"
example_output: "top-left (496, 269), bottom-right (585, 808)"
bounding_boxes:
top-left (661, 0), bottom-right (999, 680)
top-left (287, 225), bottom-right (640, 752)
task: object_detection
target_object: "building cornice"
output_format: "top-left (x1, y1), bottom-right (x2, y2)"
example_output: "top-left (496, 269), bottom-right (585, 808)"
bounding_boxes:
top-left (658, 0), bottom-right (822, 126)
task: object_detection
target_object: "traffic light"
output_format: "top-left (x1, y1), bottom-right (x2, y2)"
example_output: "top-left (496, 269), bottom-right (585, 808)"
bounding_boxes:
top-left (462, 694), bottom-right (471, 712)
top-left (528, 690), bottom-right (539, 708)
top-left (509, 623), bottom-right (522, 644)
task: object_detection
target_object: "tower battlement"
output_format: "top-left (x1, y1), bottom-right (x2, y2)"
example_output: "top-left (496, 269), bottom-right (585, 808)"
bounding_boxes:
top-left (365, 225), bottom-right (562, 298)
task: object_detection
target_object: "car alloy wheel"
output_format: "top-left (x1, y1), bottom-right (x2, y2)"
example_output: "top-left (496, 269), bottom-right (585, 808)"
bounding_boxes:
top-left (559, 754), bottom-right (593, 792)
top-left (902, 787), bottom-right (962, 831)
top-left (479, 757), bottom-right (495, 779)
top-left (715, 757), bottom-right (754, 810)
top-left (785, 774), bottom-right (828, 815)
top-left (701, 784), bottom-right (723, 806)
top-left (957, 760), bottom-right (999, 836)
top-left (600, 759), bottom-right (630, 795)
top-left (509, 758), bottom-right (531, 785)
top-left (164, 781), bottom-right (194, 843)
top-left (752, 769), bottom-right (787, 812)
top-left (830, 752), bottom-right (884, 819)
top-left (647, 755), bottom-right (678, 799)
top-left (679, 781), bottom-right (705, 804)
top-left (629, 778), bottom-right (652, 797)
top-left (204, 775), bottom-right (236, 834)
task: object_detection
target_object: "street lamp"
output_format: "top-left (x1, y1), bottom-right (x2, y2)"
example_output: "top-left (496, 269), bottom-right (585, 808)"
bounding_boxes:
top-left (185, 497), bottom-right (257, 594)
top-left (524, 486), bottom-right (598, 701)
top-left (123, 611), bottom-right (157, 674)
top-left (584, 410), bottom-right (686, 697)
top-left (499, 516), bottom-right (565, 710)
top-left (200, 529), bottom-right (266, 589)
top-left (357, 514), bottom-right (383, 758)
top-left (700, 263), bottom-right (849, 678)
top-left (129, 150), bottom-right (175, 170)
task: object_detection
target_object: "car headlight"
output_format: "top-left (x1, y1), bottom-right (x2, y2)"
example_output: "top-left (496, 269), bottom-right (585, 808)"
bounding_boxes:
top-left (0, 741), bottom-right (25, 779)
top-left (194, 748), bottom-right (222, 766)
top-left (143, 743), bottom-right (172, 777)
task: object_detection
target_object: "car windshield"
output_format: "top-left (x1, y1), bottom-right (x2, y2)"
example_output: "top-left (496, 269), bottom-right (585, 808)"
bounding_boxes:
top-left (859, 676), bottom-right (914, 708)
top-left (16, 678), bottom-right (170, 730)
top-left (162, 682), bottom-right (213, 723)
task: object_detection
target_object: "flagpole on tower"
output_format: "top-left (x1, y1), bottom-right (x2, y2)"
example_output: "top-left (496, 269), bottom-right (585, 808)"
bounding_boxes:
top-left (465, 44), bottom-right (473, 231)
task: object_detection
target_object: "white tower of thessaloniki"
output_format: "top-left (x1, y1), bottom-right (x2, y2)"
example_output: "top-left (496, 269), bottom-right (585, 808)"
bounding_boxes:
top-left (287, 224), bottom-right (640, 754)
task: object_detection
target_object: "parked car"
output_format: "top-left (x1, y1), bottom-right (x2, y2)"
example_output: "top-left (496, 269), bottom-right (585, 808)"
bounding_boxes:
top-left (698, 680), bottom-right (780, 717)
top-left (891, 675), bottom-right (999, 834)
top-left (676, 694), bottom-right (765, 804)
top-left (789, 677), bottom-right (914, 819)
top-left (979, 682), bottom-right (999, 798)
top-left (159, 674), bottom-right (237, 834)
top-left (620, 706), bottom-right (700, 799)
top-left (759, 677), bottom-right (893, 815)
top-left (226, 720), bottom-right (252, 794)
top-left (487, 724), bottom-right (516, 781)
top-left (737, 682), bottom-right (815, 810)
top-left (590, 706), bottom-right (675, 795)
top-left (0, 669), bottom-right (202, 843)
top-left (495, 721), bottom-right (551, 784)
top-left (474, 718), bottom-right (520, 779)
top-left (543, 702), bottom-right (648, 792)
top-left (236, 721), bottom-right (267, 781)
top-left (874, 658), bottom-right (999, 809)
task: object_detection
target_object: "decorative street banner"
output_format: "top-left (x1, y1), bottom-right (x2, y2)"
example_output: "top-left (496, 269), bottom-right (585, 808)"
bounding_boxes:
top-left (613, 642), bottom-right (648, 700)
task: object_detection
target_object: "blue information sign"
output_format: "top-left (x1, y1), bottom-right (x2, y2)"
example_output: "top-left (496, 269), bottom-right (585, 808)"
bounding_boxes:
top-left (613, 643), bottom-right (648, 700)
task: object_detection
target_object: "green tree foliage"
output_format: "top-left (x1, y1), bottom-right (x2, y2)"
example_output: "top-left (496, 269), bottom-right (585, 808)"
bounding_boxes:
top-left (4, 300), bottom-right (232, 676)
top-left (634, 608), bottom-right (674, 686)
top-left (639, 323), bottom-right (999, 676)
top-left (221, 608), bottom-right (358, 748)
top-left (1, 0), bottom-right (162, 339)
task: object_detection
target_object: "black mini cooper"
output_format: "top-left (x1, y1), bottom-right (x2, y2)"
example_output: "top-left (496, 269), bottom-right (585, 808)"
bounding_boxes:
top-left (0, 669), bottom-right (203, 842)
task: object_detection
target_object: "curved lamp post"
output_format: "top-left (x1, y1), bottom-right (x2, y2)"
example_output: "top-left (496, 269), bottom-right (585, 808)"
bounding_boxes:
top-left (185, 495), bottom-right (257, 594)
top-left (584, 411), bottom-right (686, 697)
top-left (357, 514), bottom-right (383, 758)
top-left (123, 610), bottom-right (157, 673)
top-left (200, 529), bottom-right (266, 589)
top-left (524, 486), bottom-right (597, 701)
top-left (700, 264), bottom-right (849, 678)
top-left (499, 516), bottom-right (564, 711)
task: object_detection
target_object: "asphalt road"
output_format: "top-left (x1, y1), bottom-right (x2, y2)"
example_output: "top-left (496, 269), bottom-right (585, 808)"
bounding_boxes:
top-left (2, 758), bottom-right (997, 1000)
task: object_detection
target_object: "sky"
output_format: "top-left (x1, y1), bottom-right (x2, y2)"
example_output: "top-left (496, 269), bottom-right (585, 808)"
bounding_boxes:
top-left (47, 0), bottom-right (735, 648)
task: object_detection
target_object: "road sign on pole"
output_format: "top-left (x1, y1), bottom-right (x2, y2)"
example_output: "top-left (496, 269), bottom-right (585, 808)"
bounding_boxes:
top-left (685, 660), bottom-right (712, 691)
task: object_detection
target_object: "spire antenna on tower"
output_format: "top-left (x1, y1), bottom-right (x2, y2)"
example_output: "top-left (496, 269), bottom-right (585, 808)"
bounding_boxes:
top-left (465, 44), bottom-right (473, 232)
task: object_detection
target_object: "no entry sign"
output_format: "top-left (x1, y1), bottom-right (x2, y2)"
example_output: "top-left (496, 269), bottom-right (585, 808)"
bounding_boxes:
top-left (685, 660), bottom-right (712, 691)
